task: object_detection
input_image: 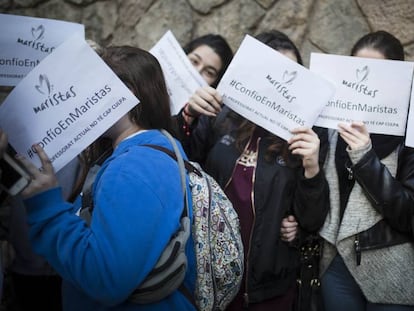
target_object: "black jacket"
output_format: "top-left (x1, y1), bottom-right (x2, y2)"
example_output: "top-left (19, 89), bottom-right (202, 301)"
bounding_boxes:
top-left (343, 146), bottom-right (414, 263)
top-left (175, 109), bottom-right (330, 304)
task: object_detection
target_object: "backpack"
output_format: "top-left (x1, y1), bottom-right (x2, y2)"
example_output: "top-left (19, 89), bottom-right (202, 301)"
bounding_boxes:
top-left (80, 130), bottom-right (244, 310)
top-left (145, 129), bottom-right (244, 310)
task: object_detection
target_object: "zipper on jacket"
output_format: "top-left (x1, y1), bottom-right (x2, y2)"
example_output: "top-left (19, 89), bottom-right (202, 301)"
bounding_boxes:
top-left (354, 234), bottom-right (361, 266)
top-left (356, 178), bottom-right (380, 206)
top-left (243, 136), bottom-right (260, 308)
top-left (346, 163), bottom-right (381, 206)
top-left (224, 135), bottom-right (259, 308)
top-left (346, 165), bottom-right (353, 180)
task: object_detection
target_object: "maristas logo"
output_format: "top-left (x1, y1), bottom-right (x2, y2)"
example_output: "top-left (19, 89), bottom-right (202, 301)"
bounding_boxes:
top-left (282, 70), bottom-right (297, 84)
top-left (35, 74), bottom-right (52, 95)
top-left (342, 65), bottom-right (379, 98)
top-left (32, 25), bottom-right (45, 41)
top-left (356, 65), bottom-right (369, 84)
top-left (33, 74), bottom-right (77, 114)
top-left (266, 70), bottom-right (297, 103)
top-left (17, 24), bottom-right (55, 53)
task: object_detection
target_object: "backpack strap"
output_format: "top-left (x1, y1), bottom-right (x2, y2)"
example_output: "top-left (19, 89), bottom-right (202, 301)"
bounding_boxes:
top-left (79, 147), bottom-right (112, 223)
top-left (143, 129), bottom-right (199, 309)
top-left (143, 144), bottom-right (202, 178)
top-left (129, 130), bottom-right (196, 305)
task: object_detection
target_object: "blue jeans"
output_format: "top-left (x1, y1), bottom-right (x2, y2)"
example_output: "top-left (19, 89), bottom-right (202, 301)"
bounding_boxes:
top-left (321, 254), bottom-right (414, 311)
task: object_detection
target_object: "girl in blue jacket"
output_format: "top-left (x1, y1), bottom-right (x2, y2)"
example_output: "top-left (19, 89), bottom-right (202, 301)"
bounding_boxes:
top-left (17, 46), bottom-right (197, 311)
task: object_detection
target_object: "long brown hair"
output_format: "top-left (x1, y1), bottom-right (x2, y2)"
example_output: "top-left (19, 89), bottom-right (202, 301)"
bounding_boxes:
top-left (68, 46), bottom-right (172, 201)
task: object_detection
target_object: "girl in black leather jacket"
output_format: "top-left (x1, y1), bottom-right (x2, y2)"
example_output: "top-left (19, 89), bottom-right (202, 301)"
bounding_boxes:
top-left (318, 31), bottom-right (414, 310)
top-left (282, 30), bottom-right (414, 311)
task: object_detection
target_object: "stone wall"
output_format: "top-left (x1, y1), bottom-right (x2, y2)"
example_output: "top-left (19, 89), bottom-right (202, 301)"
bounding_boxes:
top-left (1, 0), bottom-right (413, 66)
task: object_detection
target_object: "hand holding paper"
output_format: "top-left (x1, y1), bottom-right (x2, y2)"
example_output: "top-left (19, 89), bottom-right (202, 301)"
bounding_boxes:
top-left (187, 85), bottom-right (222, 117)
top-left (17, 144), bottom-right (58, 198)
top-left (338, 121), bottom-right (371, 151)
top-left (288, 127), bottom-right (320, 178)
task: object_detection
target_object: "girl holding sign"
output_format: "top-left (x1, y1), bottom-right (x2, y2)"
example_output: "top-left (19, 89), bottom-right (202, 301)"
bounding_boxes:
top-left (174, 33), bottom-right (233, 151)
top-left (176, 30), bottom-right (330, 311)
top-left (283, 30), bottom-right (414, 311)
top-left (318, 31), bottom-right (414, 310)
top-left (15, 46), bottom-right (197, 311)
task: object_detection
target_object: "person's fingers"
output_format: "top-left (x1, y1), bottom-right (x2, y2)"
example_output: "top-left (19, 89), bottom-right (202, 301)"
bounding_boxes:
top-left (338, 122), bottom-right (368, 140)
top-left (189, 96), bottom-right (216, 117)
top-left (206, 88), bottom-right (223, 111)
top-left (15, 153), bottom-right (39, 178)
top-left (196, 88), bottom-right (222, 112)
top-left (186, 102), bottom-right (200, 117)
top-left (338, 130), bottom-right (358, 145)
top-left (287, 215), bottom-right (297, 222)
top-left (281, 215), bottom-right (298, 242)
top-left (281, 228), bottom-right (297, 236)
top-left (289, 139), bottom-right (319, 156)
top-left (338, 122), bottom-right (368, 148)
top-left (17, 146), bottom-right (58, 198)
top-left (284, 231), bottom-right (297, 242)
top-left (33, 144), bottom-right (54, 175)
top-left (288, 127), bottom-right (318, 145)
top-left (350, 121), bottom-right (370, 138)
top-left (281, 229), bottom-right (297, 242)
top-left (351, 121), bottom-right (367, 131)
top-left (280, 216), bottom-right (298, 238)
top-left (192, 86), bottom-right (222, 111)
top-left (281, 222), bottom-right (298, 230)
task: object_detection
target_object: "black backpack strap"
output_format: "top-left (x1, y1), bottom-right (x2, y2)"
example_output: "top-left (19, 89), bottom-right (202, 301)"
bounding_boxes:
top-left (143, 144), bottom-right (202, 177)
top-left (79, 147), bottom-right (113, 224)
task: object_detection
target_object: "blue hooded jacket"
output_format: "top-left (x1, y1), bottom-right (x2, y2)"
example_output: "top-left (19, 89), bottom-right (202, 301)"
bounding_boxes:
top-left (24, 130), bottom-right (196, 310)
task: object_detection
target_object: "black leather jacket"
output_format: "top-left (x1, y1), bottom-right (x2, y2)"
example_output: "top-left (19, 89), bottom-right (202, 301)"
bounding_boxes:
top-left (343, 146), bottom-right (414, 265)
top-left (175, 109), bottom-right (330, 304)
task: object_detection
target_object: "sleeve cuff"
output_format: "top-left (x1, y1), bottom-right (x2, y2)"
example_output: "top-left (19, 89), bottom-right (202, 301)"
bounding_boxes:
top-left (24, 187), bottom-right (72, 223)
top-left (300, 168), bottom-right (325, 188)
top-left (347, 141), bottom-right (372, 164)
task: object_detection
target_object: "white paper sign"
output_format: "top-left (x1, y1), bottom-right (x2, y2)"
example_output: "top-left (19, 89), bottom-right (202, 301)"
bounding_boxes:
top-left (405, 84), bottom-right (414, 147)
top-left (0, 13), bottom-right (85, 86)
top-left (150, 30), bottom-right (207, 115)
top-left (216, 35), bottom-right (335, 141)
top-left (0, 33), bottom-right (139, 171)
top-left (310, 53), bottom-right (414, 136)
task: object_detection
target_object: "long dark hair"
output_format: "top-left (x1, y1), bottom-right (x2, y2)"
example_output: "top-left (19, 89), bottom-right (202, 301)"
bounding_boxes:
top-left (184, 34), bottom-right (233, 87)
top-left (228, 30), bottom-right (302, 165)
top-left (101, 46), bottom-right (172, 130)
top-left (351, 30), bottom-right (404, 61)
top-left (255, 30), bottom-right (303, 65)
top-left (68, 46), bottom-right (172, 201)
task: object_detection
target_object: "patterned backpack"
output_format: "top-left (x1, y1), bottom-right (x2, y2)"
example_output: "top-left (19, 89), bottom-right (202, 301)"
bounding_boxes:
top-left (147, 130), bottom-right (244, 311)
